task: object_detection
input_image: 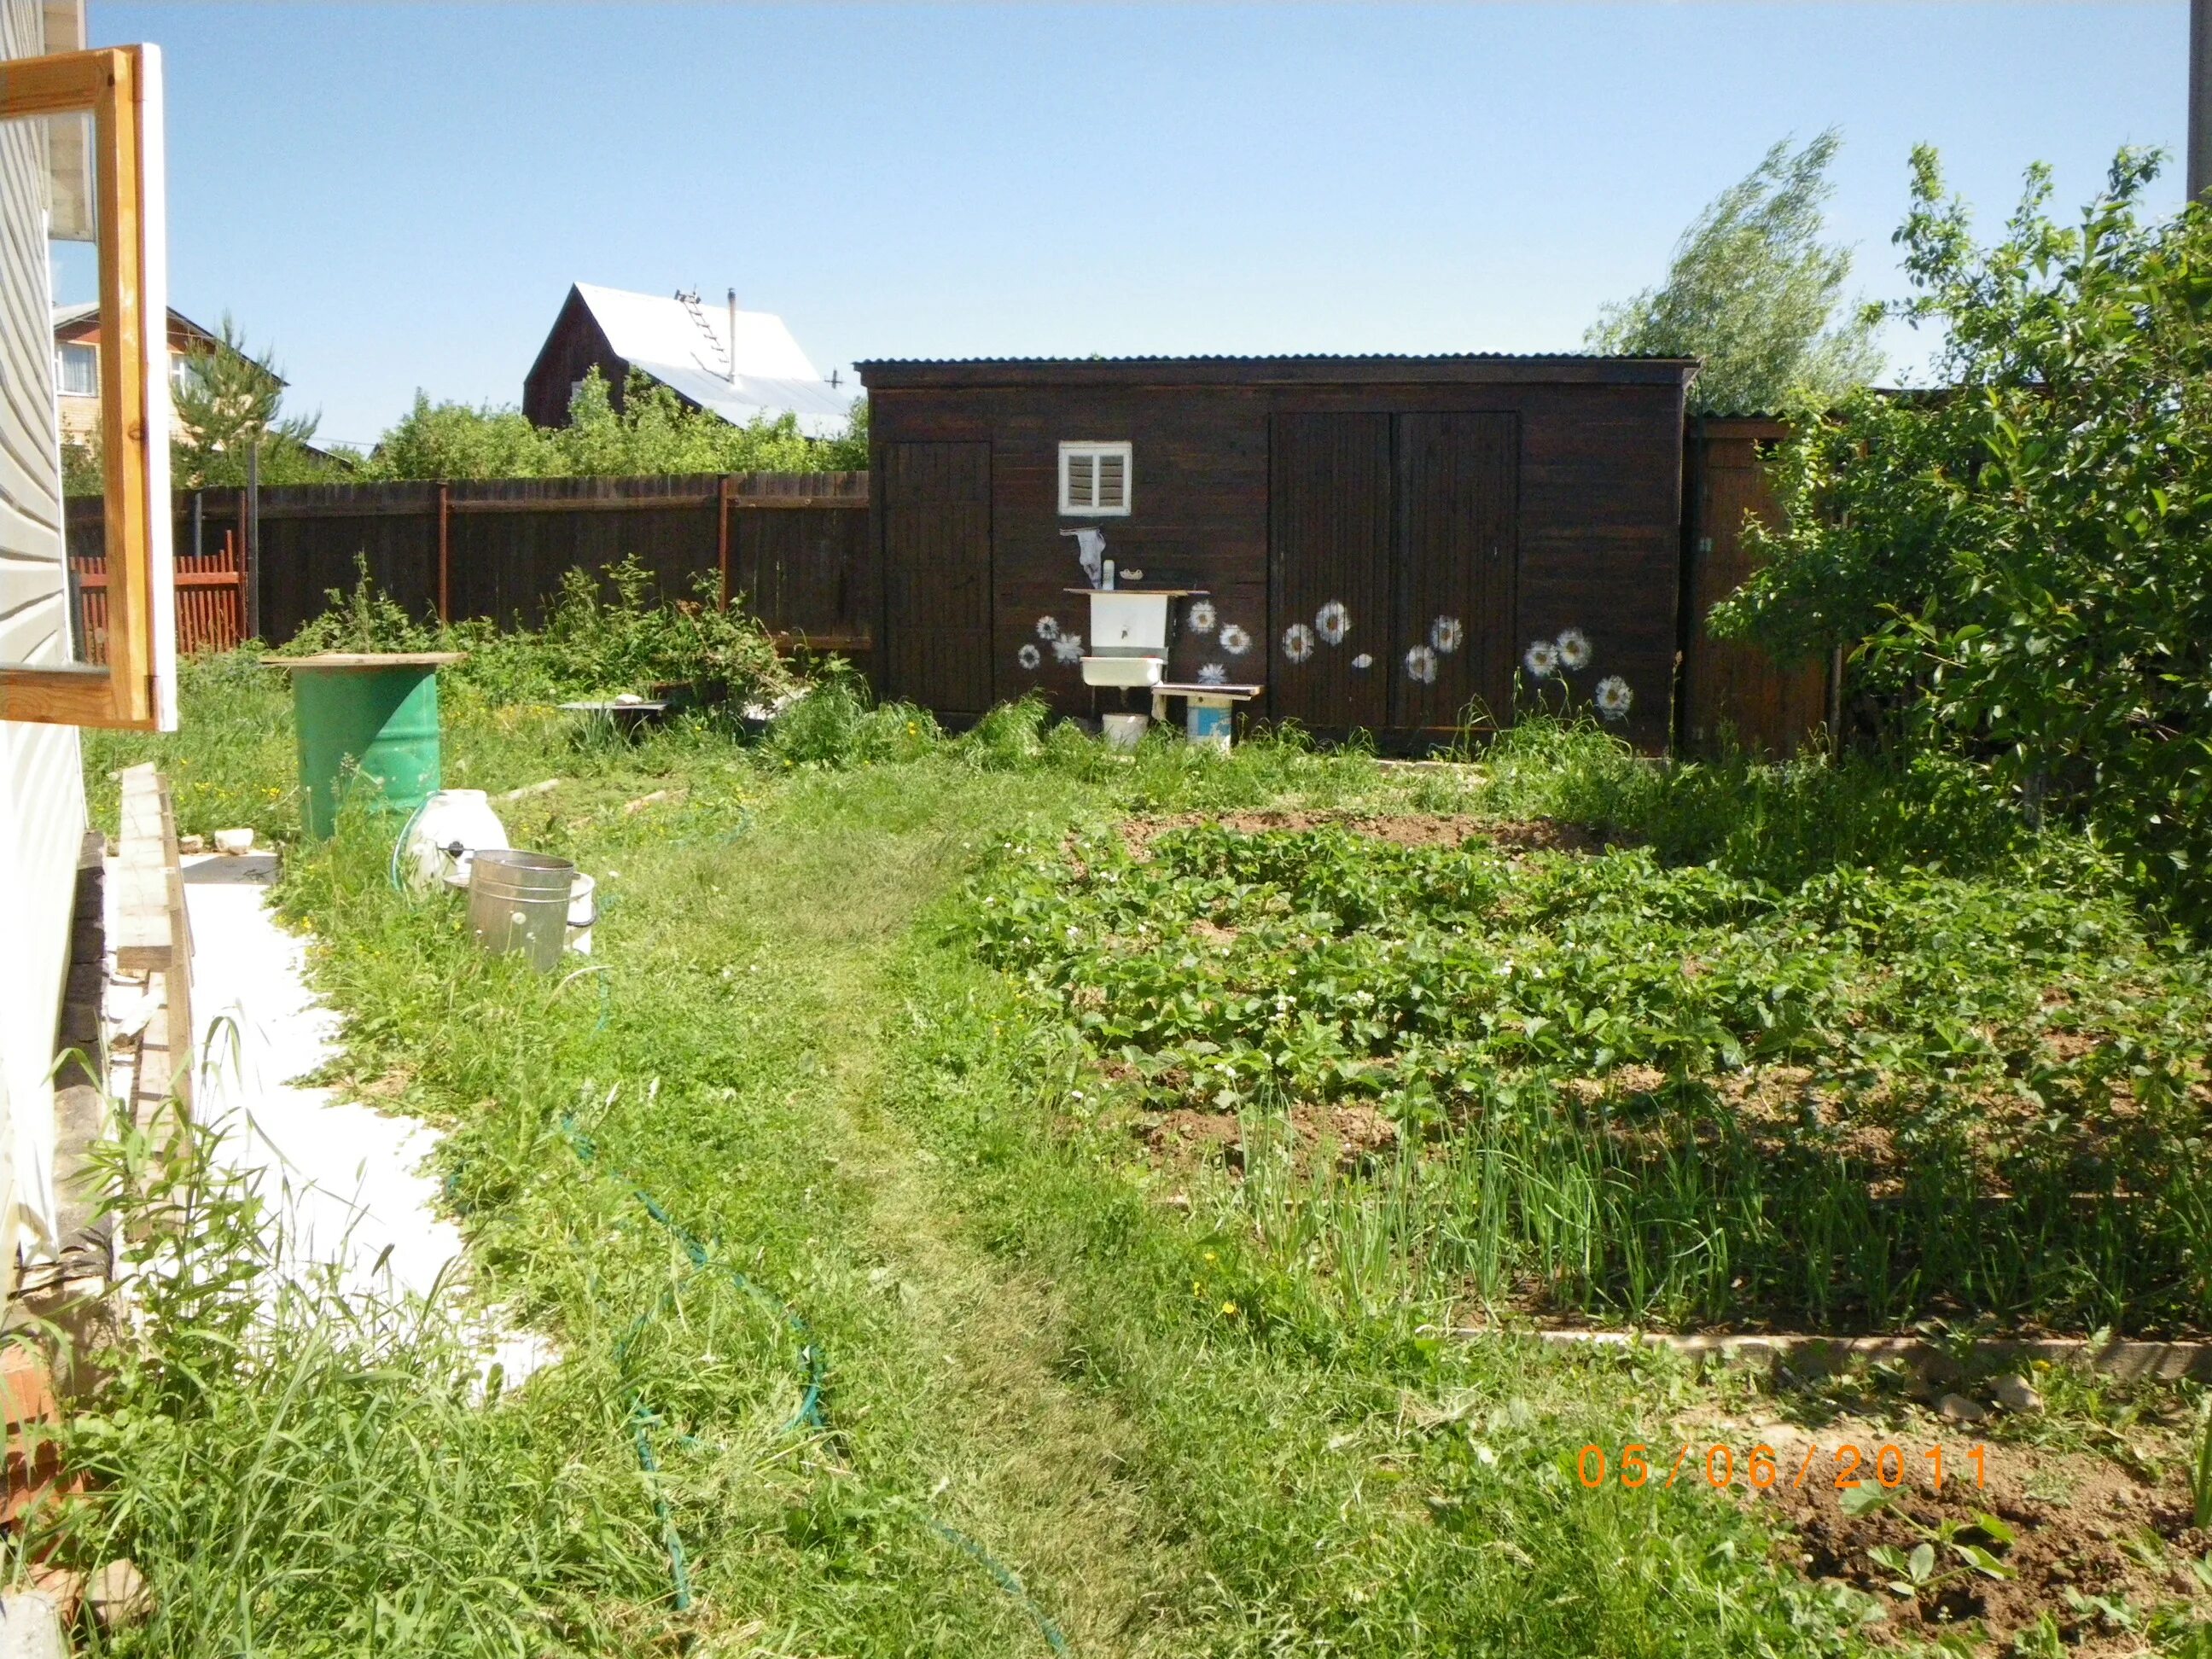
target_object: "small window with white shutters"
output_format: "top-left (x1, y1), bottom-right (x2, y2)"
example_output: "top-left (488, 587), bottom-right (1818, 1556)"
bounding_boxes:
top-left (1058, 441), bottom-right (1132, 516)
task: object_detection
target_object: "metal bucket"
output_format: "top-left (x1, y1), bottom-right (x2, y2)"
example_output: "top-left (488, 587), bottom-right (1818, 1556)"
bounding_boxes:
top-left (468, 850), bottom-right (577, 973)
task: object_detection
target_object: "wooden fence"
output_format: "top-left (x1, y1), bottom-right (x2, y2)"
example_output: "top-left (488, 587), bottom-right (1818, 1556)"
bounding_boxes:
top-left (68, 519), bottom-right (248, 661)
top-left (67, 472), bottom-right (874, 667)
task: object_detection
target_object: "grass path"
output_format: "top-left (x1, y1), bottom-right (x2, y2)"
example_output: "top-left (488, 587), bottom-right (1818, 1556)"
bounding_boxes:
top-left (690, 769), bottom-right (1206, 1654)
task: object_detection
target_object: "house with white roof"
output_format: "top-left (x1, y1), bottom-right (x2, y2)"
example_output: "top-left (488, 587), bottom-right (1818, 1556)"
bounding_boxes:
top-left (521, 282), bottom-right (856, 439)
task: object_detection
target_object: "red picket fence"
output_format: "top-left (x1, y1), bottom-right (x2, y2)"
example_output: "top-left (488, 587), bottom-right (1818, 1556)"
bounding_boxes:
top-left (70, 530), bottom-right (247, 661)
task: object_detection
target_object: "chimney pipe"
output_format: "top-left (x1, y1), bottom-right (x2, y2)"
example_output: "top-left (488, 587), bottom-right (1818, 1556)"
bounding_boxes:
top-left (726, 288), bottom-right (739, 386)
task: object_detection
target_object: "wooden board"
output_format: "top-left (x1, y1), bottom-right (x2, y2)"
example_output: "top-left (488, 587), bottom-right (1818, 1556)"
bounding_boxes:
top-left (111, 763), bottom-right (171, 970)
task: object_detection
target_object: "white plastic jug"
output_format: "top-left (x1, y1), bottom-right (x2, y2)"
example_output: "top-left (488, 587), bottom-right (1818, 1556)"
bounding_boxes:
top-left (406, 789), bottom-right (511, 891)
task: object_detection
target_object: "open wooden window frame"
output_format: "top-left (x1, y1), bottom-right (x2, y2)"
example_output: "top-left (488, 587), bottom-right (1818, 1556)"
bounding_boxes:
top-left (0, 45), bottom-right (172, 730)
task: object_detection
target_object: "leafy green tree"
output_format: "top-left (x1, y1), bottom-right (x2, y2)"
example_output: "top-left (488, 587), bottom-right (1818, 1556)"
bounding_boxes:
top-left (362, 393), bottom-right (550, 482)
top-left (360, 370), bottom-right (868, 481)
top-left (1714, 146), bottom-right (2212, 925)
top-left (1587, 131), bottom-right (1882, 414)
top-left (170, 315), bottom-right (335, 489)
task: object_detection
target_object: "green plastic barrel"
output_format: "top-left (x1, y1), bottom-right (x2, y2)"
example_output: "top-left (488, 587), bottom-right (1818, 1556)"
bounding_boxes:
top-left (275, 654), bottom-right (462, 838)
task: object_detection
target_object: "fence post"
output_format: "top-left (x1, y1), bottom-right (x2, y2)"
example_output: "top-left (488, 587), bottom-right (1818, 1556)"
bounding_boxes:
top-left (437, 484), bottom-right (451, 623)
top-left (716, 474), bottom-right (732, 610)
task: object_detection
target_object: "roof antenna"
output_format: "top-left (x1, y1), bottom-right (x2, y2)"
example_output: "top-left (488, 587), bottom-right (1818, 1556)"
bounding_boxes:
top-left (726, 288), bottom-right (739, 386)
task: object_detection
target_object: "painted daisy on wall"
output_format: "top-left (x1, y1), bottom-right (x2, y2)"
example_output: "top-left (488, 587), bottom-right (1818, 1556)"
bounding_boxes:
top-left (1430, 615), bottom-right (1464, 655)
top-left (1219, 623), bottom-right (1253, 656)
top-left (1016, 643), bottom-right (1042, 670)
top-left (1052, 635), bottom-right (1085, 665)
top-left (1594, 676), bottom-right (1633, 719)
top-left (1197, 662), bottom-right (1229, 685)
top-left (1281, 622), bottom-right (1315, 664)
top-left (1315, 601), bottom-right (1350, 644)
top-left (1351, 653), bottom-right (1373, 670)
top-left (1186, 599), bottom-right (1218, 633)
top-left (1036, 615), bottom-right (1060, 642)
top-left (1404, 644), bottom-right (1439, 684)
top-left (1556, 627), bottom-right (1592, 671)
top-left (1523, 638), bottom-right (1561, 678)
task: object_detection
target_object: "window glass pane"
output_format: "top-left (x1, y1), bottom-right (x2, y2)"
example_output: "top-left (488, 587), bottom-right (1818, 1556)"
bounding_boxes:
top-left (0, 110), bottom-right (92, 672)
top-left (59, 342), bottom-right (96, 396)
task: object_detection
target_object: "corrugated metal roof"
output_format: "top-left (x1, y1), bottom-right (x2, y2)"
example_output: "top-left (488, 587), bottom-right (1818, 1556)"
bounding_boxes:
top-left (857, 352), bottom-right (1697, 366)
top-left (573, 283), bottom-right (857, 439)
top-left (856, 352), bottom-right (1700, 390)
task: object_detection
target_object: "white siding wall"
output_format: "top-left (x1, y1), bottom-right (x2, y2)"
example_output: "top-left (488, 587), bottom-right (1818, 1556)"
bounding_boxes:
top-left (0, 0), bottom-right (85, 1255)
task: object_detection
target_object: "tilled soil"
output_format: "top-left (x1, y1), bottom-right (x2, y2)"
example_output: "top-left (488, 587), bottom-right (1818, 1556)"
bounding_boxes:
top-left (1118, 810), bottom-right (1621, 859)
top-left (1663, 1405), bottom-right (2212, 1652)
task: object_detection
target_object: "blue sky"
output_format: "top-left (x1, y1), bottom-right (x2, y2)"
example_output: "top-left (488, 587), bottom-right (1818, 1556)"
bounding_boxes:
top-left (84, 2), bottom-right (2186, 448)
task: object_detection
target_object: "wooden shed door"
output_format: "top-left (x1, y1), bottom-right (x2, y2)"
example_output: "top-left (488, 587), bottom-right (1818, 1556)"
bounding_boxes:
top-left (1392, 413), bottom-right (1517, 732)
top-left (1269, 413), bottom-right (1393, 731)
top-left (881, 441), bottom-right (992, 716)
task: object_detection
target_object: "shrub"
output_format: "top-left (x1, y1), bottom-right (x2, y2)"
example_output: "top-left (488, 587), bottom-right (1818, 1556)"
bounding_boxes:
top-left (1716, 146), bottom-right (2212, 928)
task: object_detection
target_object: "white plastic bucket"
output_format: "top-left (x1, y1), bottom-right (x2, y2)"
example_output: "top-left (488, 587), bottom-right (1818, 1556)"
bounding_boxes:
top-left (407, 789), bottom-right (510, 891)
top-left (1101, 713), bottom-right (1150, 752)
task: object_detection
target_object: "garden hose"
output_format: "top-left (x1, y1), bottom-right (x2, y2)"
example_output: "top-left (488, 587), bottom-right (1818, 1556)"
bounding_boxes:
top-left (387, 800), bottom-right (430, 892)
top-left (424, 819), bottom-right (1064, 1649)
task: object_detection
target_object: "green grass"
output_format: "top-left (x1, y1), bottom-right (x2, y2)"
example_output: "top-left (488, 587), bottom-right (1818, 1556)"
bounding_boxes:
top-left (51, 663), bottom-right (2212, 1655)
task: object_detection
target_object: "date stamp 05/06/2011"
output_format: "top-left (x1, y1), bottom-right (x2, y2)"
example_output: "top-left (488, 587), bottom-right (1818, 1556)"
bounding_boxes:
top-left (1576, 1442), bottom-right (1988, 1493)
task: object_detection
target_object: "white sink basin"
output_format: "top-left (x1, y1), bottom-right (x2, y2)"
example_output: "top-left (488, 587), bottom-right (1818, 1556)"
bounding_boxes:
top-left (1080, 655), bottom-right (1165, 688)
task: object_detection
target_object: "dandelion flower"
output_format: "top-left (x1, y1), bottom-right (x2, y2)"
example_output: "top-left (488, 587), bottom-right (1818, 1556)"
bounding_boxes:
top-left (1219, 622), bottom-right (1253, 656)
top-left (1016, 643), bottom-right (1042, 670)
top-left (1186, 600), bottom-right (1217, 633)
top-left (1429, 615), bottom-right (1464, 655)
top-left (1594, 675), bottom-right (1633, 719)
top-left (1197, 662), bottom-right (1229, 685)
top-left (1221, 1302), bottom-right (1238, 1316)
top-left (1281, 622), bottom-right (1315, 664)
top-left (1315, 600), bottom-right (1350, 644)
top-left (1404, 644), bottom-right (1438, 684)
top-left (1522, 638), bottom-right (1560, 678)
top-left (1036, 615), bottom-right (1060, 642)
top-left (1052, 635), bottom-right (1085, 665)
top-left (1555, 627), bottom-right (1592, 671)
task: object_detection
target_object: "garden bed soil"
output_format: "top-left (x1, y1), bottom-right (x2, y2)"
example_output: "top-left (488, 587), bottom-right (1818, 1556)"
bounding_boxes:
top-left (1118, 811), bottom-right (1622, 859)
top-left (1135, 1102), bottom-right (1400, 1178)
top-left (1728, 1407), bottom-right (2212, 1651)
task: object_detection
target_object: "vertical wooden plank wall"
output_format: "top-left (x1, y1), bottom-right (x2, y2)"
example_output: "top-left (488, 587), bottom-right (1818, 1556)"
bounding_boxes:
top-left (1680, 417), bottom-right (1831, 757)
top-left (1269, 412), bottom-right (1394, 733)
top-left (1391, 412), bottom-right (1517, 734)
top-left (878, 442), bottom-right (992, 714)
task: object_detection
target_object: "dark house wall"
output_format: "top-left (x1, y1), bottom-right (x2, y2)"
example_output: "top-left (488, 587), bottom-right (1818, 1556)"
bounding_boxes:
top-left (859, 358), bottom-right (1693, 752)
top-left (522, 288), bottom-right (631, 428)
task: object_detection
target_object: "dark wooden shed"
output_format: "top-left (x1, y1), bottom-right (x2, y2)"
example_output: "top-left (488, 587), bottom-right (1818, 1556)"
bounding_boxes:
top-left (855, 354), bottom-right (1698, 750)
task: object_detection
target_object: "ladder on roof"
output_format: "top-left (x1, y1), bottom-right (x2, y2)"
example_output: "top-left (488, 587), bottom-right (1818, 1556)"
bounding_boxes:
top-left (677, 290), bottom-right (732, 379)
